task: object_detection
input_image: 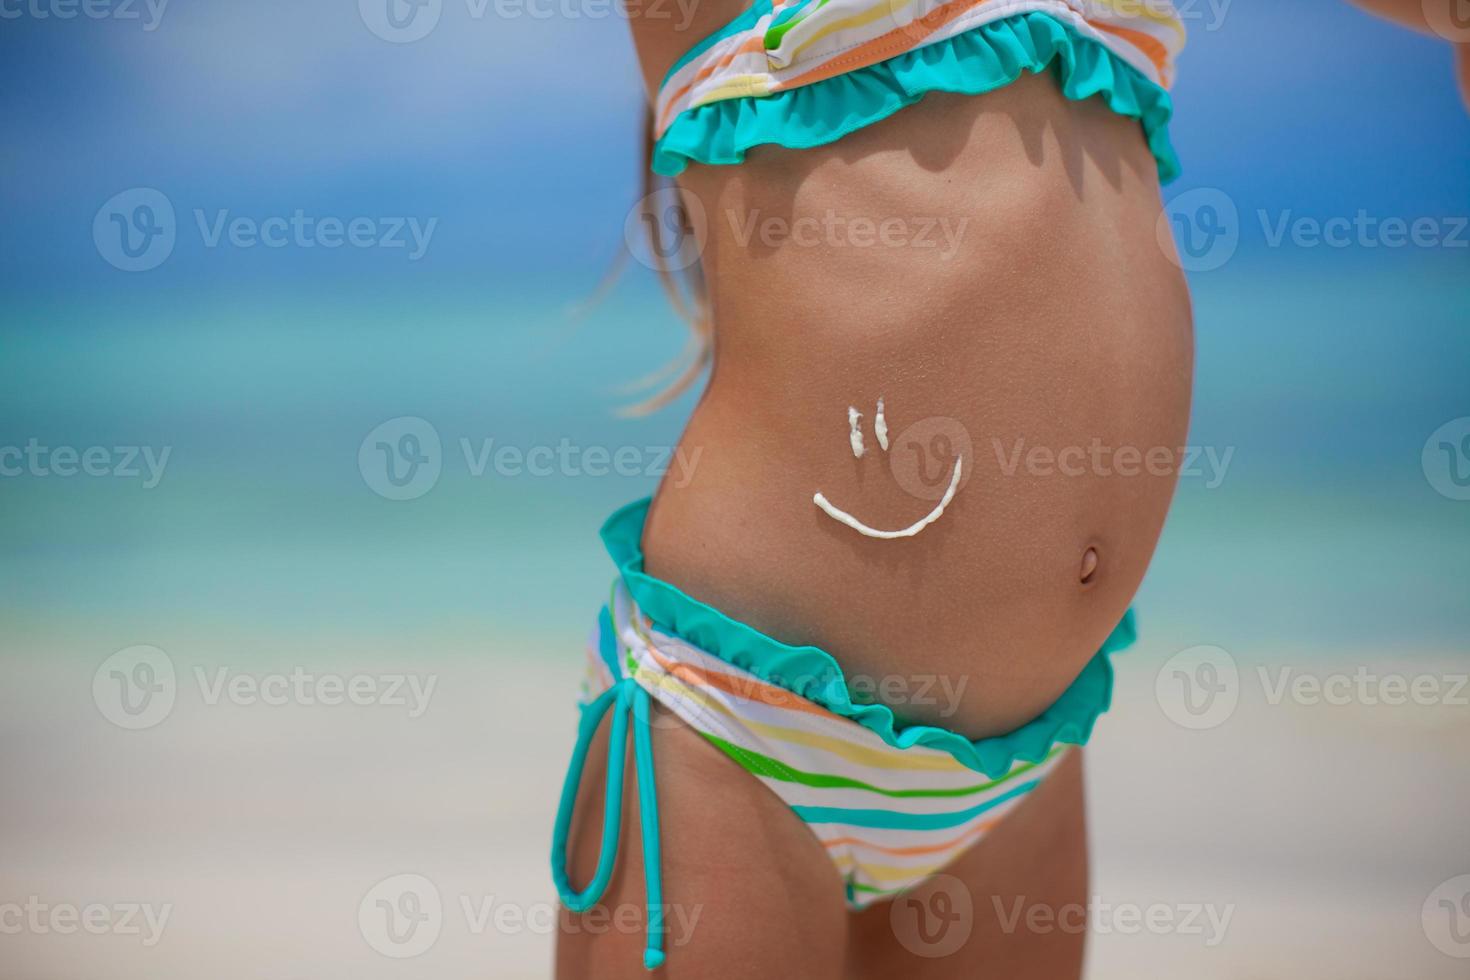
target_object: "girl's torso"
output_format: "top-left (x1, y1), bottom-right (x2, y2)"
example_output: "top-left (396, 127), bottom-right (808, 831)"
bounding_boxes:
top-left (632, 4), bottom-right (1193, 735)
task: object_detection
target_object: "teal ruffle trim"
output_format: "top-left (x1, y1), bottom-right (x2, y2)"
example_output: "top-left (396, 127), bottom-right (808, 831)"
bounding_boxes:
top-left (601, 497), bottom-right (1137, 778)
top-left (654, 10), bottom-right (1180, 183)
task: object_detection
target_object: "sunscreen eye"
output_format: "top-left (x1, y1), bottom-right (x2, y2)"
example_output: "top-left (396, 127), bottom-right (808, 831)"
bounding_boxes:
top-left (1079, 547), bottom-right (1099, 586)
top-left (814, 398), bottom-right (963, 540)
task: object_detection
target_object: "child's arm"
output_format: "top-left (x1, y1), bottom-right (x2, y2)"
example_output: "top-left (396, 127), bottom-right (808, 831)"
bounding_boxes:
top-left (1347, 0), bottom-right (1470, 108)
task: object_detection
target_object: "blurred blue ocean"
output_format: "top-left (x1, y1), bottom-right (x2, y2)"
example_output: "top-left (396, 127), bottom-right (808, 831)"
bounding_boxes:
top-left (1, 0), bottom-right (1467, 663)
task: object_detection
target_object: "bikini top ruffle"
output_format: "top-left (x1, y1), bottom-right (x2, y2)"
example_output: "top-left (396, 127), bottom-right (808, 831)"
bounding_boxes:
top-left (653, 0), bottom-right (1185, 181)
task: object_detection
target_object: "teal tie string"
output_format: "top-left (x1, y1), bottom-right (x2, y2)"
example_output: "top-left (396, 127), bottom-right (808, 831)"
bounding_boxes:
top-left (550, 677), bottom-right (667, 970)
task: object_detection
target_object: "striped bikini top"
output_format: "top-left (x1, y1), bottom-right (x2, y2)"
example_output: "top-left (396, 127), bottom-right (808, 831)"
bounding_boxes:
top-left (651, 0), bottom-right (1187, 182)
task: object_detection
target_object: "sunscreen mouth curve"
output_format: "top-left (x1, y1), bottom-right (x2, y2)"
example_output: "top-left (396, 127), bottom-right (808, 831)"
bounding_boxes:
top-left (812, 456), bottom-right (963, 540)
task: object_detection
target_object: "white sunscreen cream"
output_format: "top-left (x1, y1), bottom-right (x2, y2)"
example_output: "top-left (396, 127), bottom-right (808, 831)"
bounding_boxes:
top-left (847, 406), bottom-right (865, 458)
top-left (874, 398), bottom-right (889, 452)
top-left (813, 456), bottom-right (963, 539)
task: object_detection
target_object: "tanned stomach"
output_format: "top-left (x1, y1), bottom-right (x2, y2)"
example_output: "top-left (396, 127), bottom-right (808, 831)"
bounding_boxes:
top-left (639, 71), bottom-right (1194, 738)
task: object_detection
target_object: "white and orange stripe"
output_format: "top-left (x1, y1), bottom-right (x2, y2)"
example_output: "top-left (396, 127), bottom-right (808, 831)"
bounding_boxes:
top-left (582, 580), bottom-right (1069, 907)
top-left (654, 0), bottom-right (1185, 142)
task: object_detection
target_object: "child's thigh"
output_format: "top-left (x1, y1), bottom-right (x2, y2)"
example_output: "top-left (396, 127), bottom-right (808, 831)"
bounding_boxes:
top-left (847, 749), bottom-right (1090, 980)
top-left (555, 705), bottom-right (850, 979)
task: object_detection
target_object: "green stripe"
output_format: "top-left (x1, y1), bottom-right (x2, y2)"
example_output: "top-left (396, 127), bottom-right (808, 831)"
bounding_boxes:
top-left (608, 579), bottom-right (641, 679)
top-left (703, 732), bottom-right (1059, 798)
top-left (793, 780), bottom-right (1039, 830)
top-left (762, 0), bottom-right (826, 50)
top-left (851, 881), bottom-right (903, 896)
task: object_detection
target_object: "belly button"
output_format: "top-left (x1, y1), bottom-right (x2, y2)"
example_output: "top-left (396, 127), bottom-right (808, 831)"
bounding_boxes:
top-left (1079, 547), bottom-right (1100, 586)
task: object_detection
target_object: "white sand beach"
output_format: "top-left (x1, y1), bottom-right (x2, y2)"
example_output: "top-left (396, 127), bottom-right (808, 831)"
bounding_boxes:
top-left (2, 636), bottom-right (1466, 979)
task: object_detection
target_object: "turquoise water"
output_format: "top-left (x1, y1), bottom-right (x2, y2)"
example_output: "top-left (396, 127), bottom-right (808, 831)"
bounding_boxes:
top-left (3, 259), bottom-right (1467, 664)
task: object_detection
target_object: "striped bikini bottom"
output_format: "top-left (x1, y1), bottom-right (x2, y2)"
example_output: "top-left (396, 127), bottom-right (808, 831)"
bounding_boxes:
top-left (551, 498), bottom-right (1135, 970)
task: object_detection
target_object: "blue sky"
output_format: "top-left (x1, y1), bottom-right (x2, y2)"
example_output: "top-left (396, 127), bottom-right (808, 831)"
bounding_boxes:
top-left (1, 0), bottom-right (1467, 291)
